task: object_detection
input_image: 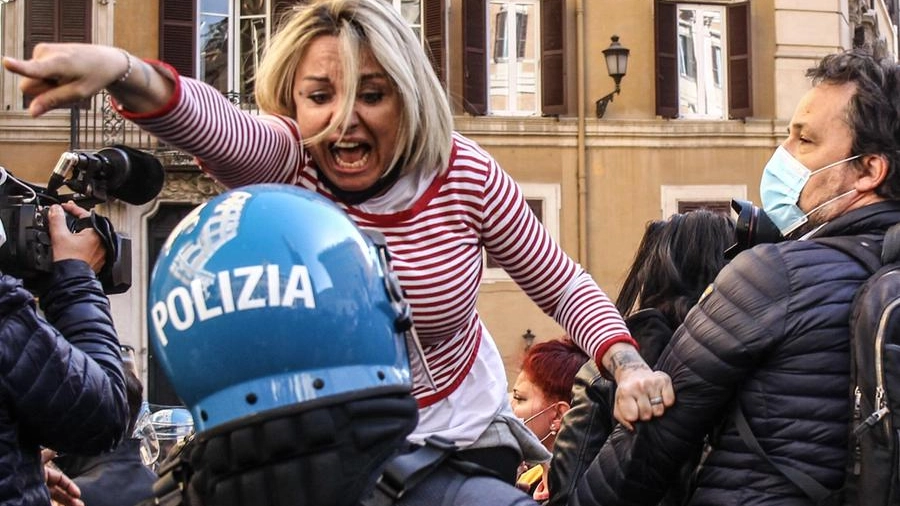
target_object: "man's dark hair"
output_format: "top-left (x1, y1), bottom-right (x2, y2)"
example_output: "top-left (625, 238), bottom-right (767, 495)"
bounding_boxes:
top-left (807, 49), bottom-right (900, 200)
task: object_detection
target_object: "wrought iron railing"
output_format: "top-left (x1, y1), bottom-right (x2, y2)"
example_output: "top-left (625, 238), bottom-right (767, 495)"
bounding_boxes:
top-left (69, 90), bottom-right (260, 153)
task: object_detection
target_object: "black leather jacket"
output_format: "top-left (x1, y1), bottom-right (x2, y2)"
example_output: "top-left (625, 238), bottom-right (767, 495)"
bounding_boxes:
top-left (570, 201), bottom-right (900, 506)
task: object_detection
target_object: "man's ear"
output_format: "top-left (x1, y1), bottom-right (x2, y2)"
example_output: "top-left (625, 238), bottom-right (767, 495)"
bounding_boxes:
top-left (856, 153), bottom-right (890, 192)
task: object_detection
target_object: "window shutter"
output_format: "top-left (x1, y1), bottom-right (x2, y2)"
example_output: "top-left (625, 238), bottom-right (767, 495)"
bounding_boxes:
top-left (24, 0), bottom-right (90, 108)
top-left (540, 0), bottom-right (566, 116)
top-left (462, 0), bottom-right (487, 116)
top-left (25, 0), bottom-right (90, 57)
top-left (160, 0), bottom-right (196, 78)
top-left (25, 0), bottom-right (58, 60)
top-left (424, 0), bottom-right (446, 87)
top-left (60, 0), bottom-right (91, 43)
top-left (654, 0), bottom-right (677, 118)
top-left (727, 2), bottom-right (751, 119)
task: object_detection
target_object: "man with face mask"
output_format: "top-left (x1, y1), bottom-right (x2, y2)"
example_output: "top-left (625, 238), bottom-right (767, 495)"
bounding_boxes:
top-left (568, 49), bottom-right (900, 506)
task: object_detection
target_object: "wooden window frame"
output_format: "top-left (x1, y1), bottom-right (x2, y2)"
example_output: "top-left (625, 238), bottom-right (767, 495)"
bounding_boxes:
top-left (654, 0), bottom-right (751, 119)
top-left (462, 0), bottom-right (566, 116)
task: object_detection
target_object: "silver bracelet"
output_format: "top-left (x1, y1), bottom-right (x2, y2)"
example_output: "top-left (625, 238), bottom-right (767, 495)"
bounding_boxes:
top-left (117, 49), bottom-right (133, 84)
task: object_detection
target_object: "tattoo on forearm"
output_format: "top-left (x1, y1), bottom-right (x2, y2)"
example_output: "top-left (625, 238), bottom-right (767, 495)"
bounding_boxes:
top-left (607, 349), bottom-right (645, 376)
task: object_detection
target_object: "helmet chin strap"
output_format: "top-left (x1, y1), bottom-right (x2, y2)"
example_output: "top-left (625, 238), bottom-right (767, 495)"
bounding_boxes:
top-left (190, 394), bottom-right (419, 506)
top-left (317, 162), bottom-right (403, 205)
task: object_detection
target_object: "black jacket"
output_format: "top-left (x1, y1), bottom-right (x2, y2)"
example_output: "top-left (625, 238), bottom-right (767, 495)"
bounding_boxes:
top-left (570, 201), bottom-right (900, 506)
top-left (547, 309), bottom-right (674, 506)
top-left (56, 439), bottom-right (157, 506)
top-left (0, 260), bottom-right (129, 506)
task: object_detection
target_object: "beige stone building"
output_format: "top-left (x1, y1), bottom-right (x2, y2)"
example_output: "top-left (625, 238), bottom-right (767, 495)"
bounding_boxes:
top-left (0, 0), bottom-right (896, 403)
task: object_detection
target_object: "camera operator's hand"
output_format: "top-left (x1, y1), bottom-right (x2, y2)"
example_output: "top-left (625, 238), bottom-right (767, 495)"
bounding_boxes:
top-left (42, 449), bottom-right (84, 506)
top-left (2, 43), bottom-right (174, 117)
top-left (48, 203), bottom-right (105, 273)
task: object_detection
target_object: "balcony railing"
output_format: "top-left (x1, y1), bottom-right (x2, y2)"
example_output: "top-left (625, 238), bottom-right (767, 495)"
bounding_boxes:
top-left (70, 90), bottom-right (260, 153)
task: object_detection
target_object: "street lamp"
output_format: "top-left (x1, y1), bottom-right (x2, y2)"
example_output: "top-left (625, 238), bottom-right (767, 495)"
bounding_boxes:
top-left (595, 35), bottom-right (630, 118)
top-left (522, 329), bottom-right (536, 350)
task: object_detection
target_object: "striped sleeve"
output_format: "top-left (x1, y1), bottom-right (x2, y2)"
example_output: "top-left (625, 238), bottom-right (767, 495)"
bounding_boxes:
top-left (121, 73), bottom-right (304, 190)
top-left (479, 152), bottom-right (633, 364)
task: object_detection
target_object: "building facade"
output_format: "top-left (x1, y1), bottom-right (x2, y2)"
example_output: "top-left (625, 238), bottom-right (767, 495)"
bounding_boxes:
top-left (0, 0), bottom-right (896, 401)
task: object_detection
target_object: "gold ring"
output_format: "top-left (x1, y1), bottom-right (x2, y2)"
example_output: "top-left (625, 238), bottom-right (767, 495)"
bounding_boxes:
top-left (649, 396), bottom-right (664, 405)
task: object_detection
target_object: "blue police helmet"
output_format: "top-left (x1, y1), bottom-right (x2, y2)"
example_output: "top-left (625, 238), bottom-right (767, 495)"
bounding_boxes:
top-left (148, 184), bottom-right (412, 432)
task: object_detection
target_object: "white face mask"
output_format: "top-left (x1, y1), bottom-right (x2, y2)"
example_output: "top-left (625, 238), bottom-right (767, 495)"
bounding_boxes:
top-left (759, 145), bottom-right (860, 235)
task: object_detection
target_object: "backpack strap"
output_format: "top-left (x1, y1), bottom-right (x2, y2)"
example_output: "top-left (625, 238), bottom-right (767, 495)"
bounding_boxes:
top-left (880, 222), bottom-right (900, 264)
top-left (734, 403), bottom-right (839, 506)
top-left (362, 436), bottom-right (460, 506)
top-left (813, 235), bottom-right (883, 275)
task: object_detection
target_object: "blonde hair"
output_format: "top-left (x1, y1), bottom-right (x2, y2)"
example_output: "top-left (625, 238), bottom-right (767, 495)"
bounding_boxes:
top-left (256, 0), bottom-right (453, 177)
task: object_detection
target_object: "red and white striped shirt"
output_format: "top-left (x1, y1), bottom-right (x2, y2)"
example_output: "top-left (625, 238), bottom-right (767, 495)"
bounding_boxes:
top-left (123, 74), bottom-right (634, 411)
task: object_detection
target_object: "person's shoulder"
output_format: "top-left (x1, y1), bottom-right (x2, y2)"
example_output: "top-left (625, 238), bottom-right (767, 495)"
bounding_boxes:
top-left (721, 242), bottom-right (790, 278)
top-left (714, 239), bottom-right (862, 305)
top-left (449, 132), bottom-right (495, 165)
top-left (726, 239), bottom-right (832, 273)
top-left (703, 242), bottom-right (796, 305)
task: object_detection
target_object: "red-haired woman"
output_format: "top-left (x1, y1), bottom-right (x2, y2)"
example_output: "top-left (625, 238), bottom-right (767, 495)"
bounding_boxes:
top-left (511, 337), bottom-right (589, 501)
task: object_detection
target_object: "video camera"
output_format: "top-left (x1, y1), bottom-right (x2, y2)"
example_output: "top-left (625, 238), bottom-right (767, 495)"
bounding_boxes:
top-left (724, 198), bottom-right (785, 260)
top-left (0, 145), bottom-right (164, 294)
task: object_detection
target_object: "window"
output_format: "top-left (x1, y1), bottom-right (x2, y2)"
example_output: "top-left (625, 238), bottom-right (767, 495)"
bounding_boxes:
top-left (483, 183), bottom-right (560, 282)
top-left (160, 0), bottom-right (296, 93)
top-left (461, 0), bottom-right (566, 116)
top-left (678, 32), bottom-right (697, 79)
top-left (488, 1), bottom-right (538, 115)
top-left (711, 44), bottom-right (722, 87)
top-left (676, 5), bottom-right (723, 117)
top-left (197, 0), bottom-right (281, 99)
top-left (661, 184), bottom-right (746, 219)
top-left (199, 1), bottom-right (229, 93)
top-left (396, 0), bottom-right (424, 41)
top-left (655, 0), bottom-right (750, 119)
top-left (168, 1), bottom-right (421, 101)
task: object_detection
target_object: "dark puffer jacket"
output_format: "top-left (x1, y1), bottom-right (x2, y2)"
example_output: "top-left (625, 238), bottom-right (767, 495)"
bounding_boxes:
top-left (570, 201), bottom-right (900, 506)
top-left (0, 260), bottom-right (129, 506)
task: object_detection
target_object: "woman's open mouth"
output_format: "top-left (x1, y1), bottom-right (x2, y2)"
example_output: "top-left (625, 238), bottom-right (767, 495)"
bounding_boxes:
top-left (331, 141), bottom-right (371, 170)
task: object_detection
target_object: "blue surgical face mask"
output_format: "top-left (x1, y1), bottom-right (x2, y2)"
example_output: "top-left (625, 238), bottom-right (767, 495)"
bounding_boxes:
top-left (760, 145), bottom-right (860, 235)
